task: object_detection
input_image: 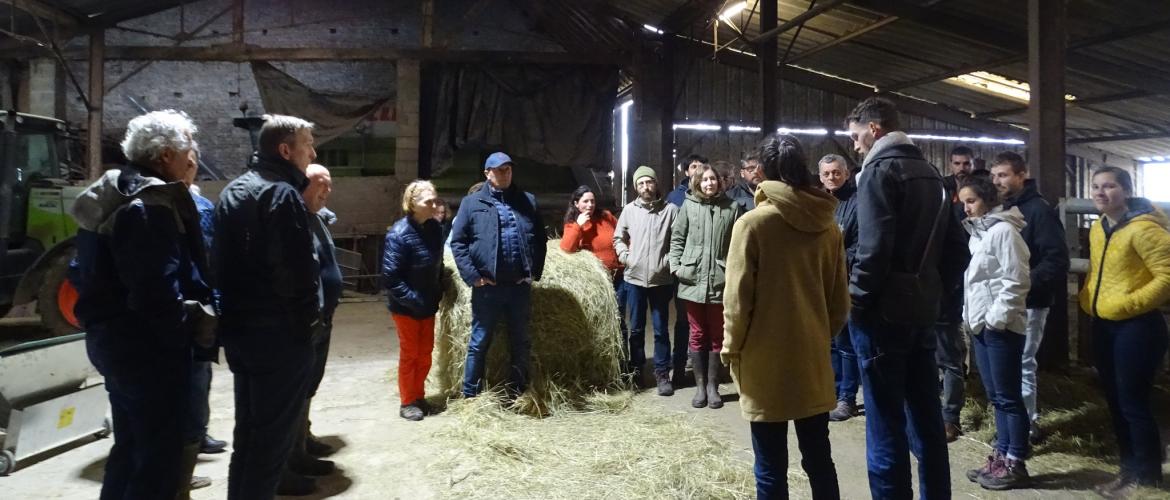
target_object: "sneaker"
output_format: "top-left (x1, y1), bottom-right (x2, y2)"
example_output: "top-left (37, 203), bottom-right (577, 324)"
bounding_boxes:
top-left (828, 400), bottom-right (857, 422)
top-left (1028, 422), bottom-right (1045, 445)
top-left (190, 475), bottom-right (212, 490)
top-left (966, 451), bottom-right (1003, 482)
top-left (1095, 475), bottom-right (1162, 499)
top-left (978, 458), bottom-right (1029, 490)
top-left (400, 404), bottom-right (425, 421)
top-left (944, 422), bottom-right (962, 443)
top-left (655, 372), bottom-right (674, 396)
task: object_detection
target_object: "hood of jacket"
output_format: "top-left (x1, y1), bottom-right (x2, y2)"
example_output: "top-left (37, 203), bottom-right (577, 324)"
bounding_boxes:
top-left (1105, 197), bottom-right (1170, 234)
top-left (1003, 179), bottom-right (1042, 208)
top-left (862, 131), bottom-right (915, 169)
top-left (754, 180), bottom-right (837, 233)
top-left (963, 205), bottom-right (1027, 237)
top-left (71, 165), bottom-right (173, 231)
top-left (685, 191), bottom-right (730, 205)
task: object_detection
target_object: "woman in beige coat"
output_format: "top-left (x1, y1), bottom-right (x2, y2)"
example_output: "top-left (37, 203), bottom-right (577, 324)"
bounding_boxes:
top-left (722, 134), bottom-right (850, 500)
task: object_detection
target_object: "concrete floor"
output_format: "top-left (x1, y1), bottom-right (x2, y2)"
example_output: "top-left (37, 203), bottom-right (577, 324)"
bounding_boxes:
top-left (1, 300), bottom-right (1163, 499)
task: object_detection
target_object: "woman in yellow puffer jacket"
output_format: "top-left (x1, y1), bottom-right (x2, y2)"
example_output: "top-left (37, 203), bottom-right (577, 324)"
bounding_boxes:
top-left (1079, 166), bottom-right (1170, 495)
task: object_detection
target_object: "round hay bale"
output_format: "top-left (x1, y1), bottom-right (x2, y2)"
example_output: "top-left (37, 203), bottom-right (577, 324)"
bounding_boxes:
top-left (432, 240), bottom-right (624, 415)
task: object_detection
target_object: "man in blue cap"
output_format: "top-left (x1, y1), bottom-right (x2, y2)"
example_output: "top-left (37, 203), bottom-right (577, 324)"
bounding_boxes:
top-left (450, 152), bottom-right (548, 398)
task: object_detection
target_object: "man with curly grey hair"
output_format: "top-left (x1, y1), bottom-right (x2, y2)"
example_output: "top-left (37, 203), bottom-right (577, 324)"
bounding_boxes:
top-left (214, 114), bottom-right (324, 499)
top-left (68, 110), bottom-right (216, 499)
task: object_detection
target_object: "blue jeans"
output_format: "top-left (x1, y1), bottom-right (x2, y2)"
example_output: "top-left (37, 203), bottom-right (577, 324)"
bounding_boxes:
top-left (972, 327), bottom-right (1030, 459)
top-left (462, 283), bottom-right (532, 396)
top-left (849, 318), bottom-right (951, 500)
top-left (1093, 311), bottom-right (1169, 484)
top-left (614, 275), bottom-right (629, 364)
top-left (1021, 307), bottom-right (1048, 422)
top-left (934, 321), bottom-right (967, 424)
top-left (223, 329), bottom-right (313, 500)
top-left (625, 284), bottom-right (674, 375)
top-left (831, 325), bottom-right (860, 404)
top-left (186, 360), bottom-right (212, 443)
top-left (751, 414), bottom-right (840, 500)
top-left (673, 296), bottom-right (689, 366)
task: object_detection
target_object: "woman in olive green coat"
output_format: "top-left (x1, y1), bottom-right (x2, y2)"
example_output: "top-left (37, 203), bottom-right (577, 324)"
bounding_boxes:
top-left (669, 162), bottom-right (744, 409)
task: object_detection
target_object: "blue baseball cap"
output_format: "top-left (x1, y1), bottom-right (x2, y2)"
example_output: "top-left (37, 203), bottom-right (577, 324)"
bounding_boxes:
top-left (484, 152), bottom-right (514, 170)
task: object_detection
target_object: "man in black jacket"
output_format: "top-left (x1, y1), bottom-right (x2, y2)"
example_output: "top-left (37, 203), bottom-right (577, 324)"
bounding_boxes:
top-left (990, 151), bottom-right (1070, 444)
top-left (450, 152), bottom-right (548, 398)
top-left (846, 98), bottom-right (961, 499)
top-left (215, 114), bottom-right (322, 500)
top-left (938, 146), bottom-right (976, 443)
top-left (725, 152), bottom-right (763, 211)
top-left (819, 154), bottom-right (861, 421)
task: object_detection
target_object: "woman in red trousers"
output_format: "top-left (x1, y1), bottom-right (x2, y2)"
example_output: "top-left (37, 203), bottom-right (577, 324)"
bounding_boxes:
top-left (382, 180), bottom-right (444, 421)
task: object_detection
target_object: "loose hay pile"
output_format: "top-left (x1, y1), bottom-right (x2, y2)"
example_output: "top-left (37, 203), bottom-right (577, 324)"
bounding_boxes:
top-left (430, 393), bottom-right (757, 499)
top-left (432, 240), bottom-right (625, 415)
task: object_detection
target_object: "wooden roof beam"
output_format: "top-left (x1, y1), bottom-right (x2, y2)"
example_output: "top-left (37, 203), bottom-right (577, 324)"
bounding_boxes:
top-left (748, 0), bottom-right (849, 44)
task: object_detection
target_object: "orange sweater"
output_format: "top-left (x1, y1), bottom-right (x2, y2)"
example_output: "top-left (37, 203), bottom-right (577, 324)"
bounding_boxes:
top-left (561, 210), bottom-right (621, 272)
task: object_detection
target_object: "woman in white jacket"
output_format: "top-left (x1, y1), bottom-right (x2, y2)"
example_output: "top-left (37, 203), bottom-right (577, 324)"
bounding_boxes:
top-left (957, 176), bottom-right (1032, 491)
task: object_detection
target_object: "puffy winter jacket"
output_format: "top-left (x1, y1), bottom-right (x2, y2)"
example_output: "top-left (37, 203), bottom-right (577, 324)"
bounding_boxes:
top-left (850, 132), bottom-right (967, 324)
top-left (669, 192), bottom-right (742, 303)
top-left (1079, 198), bottom-right (1170, 321)
top-left (614, 197), bottom-right (678, 287)
top-left (69, 165), bottom-right (214, 376)
top-left (449, 182), bottom-right (547, 285)
top-left (962, 206), bottom-right (1031, 335)
top-left (213, 154), bottom-right (321, 337)
top-left (1003, 180), bottom-right (1070, 309)
top-left (382, 216), bottom-right (444, 319)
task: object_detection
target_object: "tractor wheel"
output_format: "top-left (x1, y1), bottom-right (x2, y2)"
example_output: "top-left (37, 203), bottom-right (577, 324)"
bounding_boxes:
top-left (37, 250), bottom-right (82, 338)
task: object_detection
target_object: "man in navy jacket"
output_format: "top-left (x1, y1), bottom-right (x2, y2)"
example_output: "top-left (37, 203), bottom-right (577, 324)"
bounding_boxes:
top-left (450, 152), bottom-right (547, 398)
top-left (70, 110), bottom-right (214, 500)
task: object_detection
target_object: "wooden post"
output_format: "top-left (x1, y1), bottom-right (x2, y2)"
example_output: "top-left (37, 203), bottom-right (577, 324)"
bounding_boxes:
top-left (232, 0), bottom-right (245, 46)
top-left (758, 0), bottom-right (777, 137)
top-left (657, 37), bottom-right (675, 186)
top-left (1028, 0), bottom-right (1069, 369)
top-left (87, 30), bottom-right (104, 180)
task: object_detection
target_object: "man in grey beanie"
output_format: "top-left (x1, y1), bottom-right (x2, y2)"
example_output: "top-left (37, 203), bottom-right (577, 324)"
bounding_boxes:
top-left (614, 166), bottom-right (680, 395)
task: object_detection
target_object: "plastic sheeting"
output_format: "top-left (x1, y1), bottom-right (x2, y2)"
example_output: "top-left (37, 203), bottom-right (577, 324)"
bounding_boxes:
top-left (429, 64), bottom-right (617, 175)
top-left (251, 61), bottom-right (393, 146)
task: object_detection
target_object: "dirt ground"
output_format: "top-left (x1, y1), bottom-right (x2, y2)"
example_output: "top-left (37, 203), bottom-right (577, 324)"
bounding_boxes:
top-left (2, 300), bottom-right (1167, 499)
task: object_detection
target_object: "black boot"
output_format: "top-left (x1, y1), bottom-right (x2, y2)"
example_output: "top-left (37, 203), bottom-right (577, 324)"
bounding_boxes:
top-left (276, 470), bottom-right (317, 496)
top-left (690, 351), bottom-right (707, 408)
top-left (706, 352), bottom-right (723, 409)
top-left (199, 434), bottom-right (227, 454)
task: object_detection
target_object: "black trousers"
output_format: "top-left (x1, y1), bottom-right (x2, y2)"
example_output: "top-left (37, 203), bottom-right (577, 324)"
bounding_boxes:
top-left (100, 358), bottom-right (190, 500)
top-left (223, 329), bottom-right (313, 500)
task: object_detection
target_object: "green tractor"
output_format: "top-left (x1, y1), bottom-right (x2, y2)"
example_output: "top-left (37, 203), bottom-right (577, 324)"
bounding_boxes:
top-left (0, 111), bottom-right (86, 338)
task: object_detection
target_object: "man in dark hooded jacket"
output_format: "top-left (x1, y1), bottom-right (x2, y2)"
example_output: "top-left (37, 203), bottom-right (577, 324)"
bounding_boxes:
top-left (70, 110), bottom-right (215, 500)
top-left (845, 98), bottom-right (966, 499)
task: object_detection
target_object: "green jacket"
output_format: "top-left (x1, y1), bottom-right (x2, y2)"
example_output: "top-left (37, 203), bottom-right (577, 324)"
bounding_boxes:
top-left (669, 192), bottom-right (743, 303)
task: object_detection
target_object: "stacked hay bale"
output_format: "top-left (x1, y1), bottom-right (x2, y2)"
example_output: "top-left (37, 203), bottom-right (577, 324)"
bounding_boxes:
top-left (432, 240), bottom-right (624, 415)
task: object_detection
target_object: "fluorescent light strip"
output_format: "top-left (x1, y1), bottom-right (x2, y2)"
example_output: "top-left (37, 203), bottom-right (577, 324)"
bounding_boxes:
top-left (673, 123), bottom-right (722, 131)
top-left (674, 122), bottom-right (1022, 144)
top-left (642, 24), bottom-right (664, 35)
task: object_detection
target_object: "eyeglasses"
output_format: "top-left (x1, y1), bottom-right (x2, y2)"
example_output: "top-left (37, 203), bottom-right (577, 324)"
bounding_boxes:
top-left (741, 164), bottom-right (761, 172)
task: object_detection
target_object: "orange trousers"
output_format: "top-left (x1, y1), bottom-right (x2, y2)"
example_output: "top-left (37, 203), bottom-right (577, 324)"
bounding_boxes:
top-left (391, 314), bottom-right (435, 406)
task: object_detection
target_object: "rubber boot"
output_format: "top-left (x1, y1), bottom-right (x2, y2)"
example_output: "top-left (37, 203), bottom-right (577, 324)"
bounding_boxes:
top-left (706, 351), bottom-right (723, 409)
top-left (690, 351), bottom-right (707, 408)
top-left (174, 441), bottom-right (201, 500)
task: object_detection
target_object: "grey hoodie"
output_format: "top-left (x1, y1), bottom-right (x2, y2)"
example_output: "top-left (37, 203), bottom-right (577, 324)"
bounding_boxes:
top-left (70, 168), bottom-right (193, 235)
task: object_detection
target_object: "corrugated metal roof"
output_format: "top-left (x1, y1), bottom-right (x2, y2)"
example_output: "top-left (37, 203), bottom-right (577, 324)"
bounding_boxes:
top-left (603, 0), bottom-right (1170, 160)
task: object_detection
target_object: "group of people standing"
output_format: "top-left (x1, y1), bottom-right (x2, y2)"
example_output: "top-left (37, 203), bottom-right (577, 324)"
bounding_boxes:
top-left (71, 111), bottom-right (343, 499)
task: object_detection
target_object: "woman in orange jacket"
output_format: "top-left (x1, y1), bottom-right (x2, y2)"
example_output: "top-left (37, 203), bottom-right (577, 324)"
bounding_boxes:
top-left (1079, 166), bottom-right (1170, 495)
top-left (560, 185), bottom-right (628, 366)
